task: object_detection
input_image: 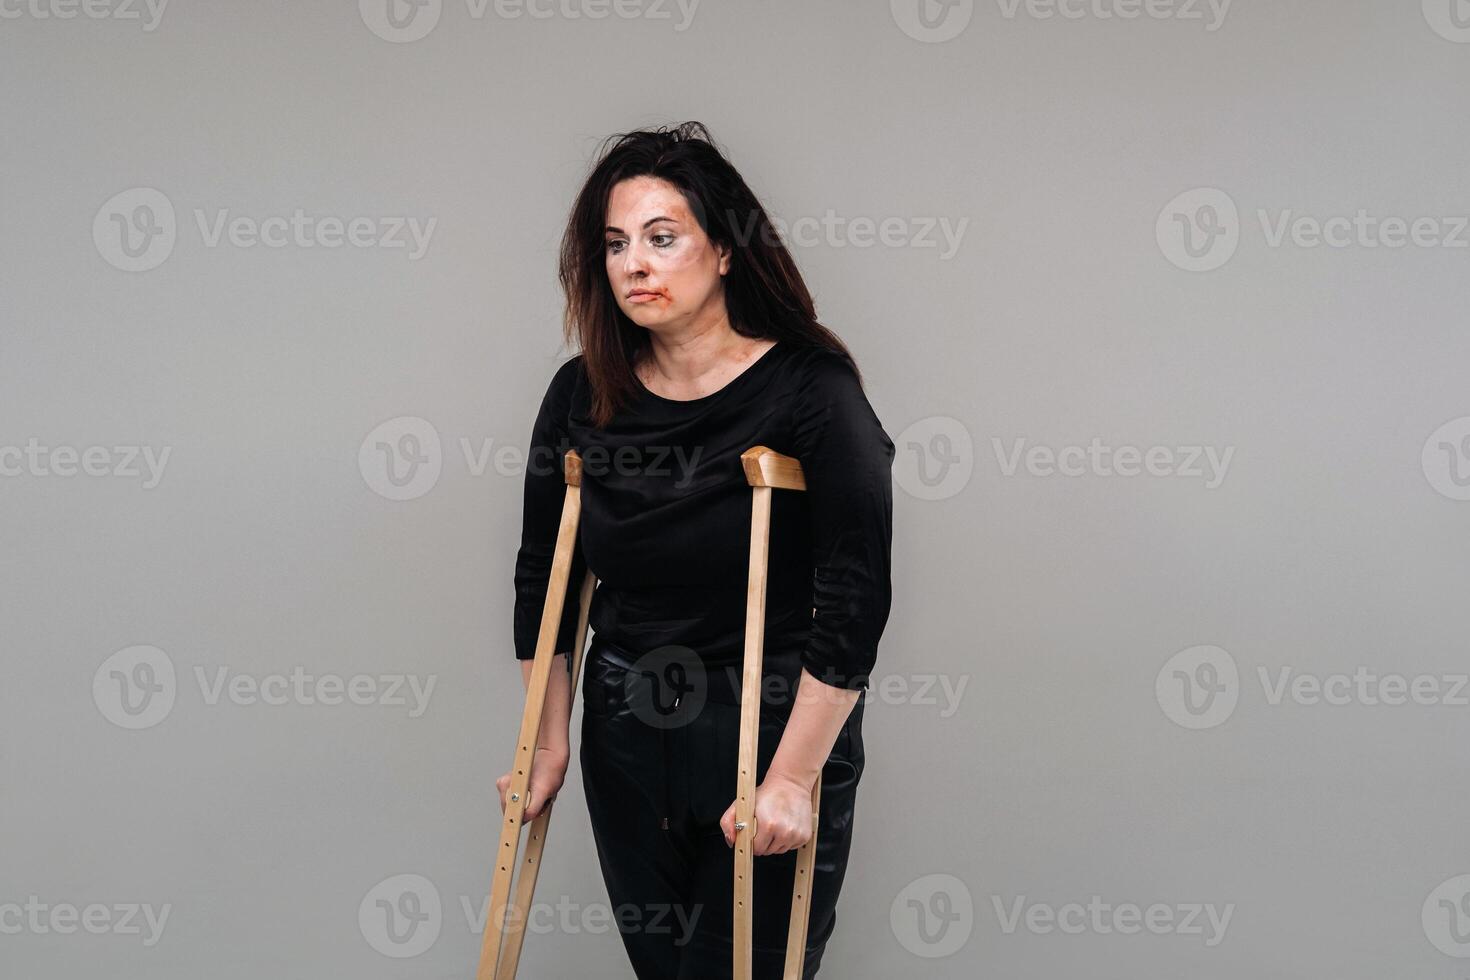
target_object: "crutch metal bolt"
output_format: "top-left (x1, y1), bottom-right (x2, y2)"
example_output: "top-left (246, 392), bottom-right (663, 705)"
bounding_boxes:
top-left (478, 445), bottom-right (824, 979)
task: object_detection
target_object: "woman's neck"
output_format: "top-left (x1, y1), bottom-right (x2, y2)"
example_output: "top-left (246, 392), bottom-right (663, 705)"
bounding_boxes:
top-left (635, 327), bottom-right (776, 400)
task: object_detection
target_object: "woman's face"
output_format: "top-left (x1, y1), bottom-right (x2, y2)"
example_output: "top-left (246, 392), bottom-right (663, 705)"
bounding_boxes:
top-left (604, 175), bottom-right (730, 334)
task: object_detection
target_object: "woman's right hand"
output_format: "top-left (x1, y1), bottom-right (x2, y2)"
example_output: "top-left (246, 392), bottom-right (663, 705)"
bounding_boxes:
top-left (496, 746), bottom-right (570, 822)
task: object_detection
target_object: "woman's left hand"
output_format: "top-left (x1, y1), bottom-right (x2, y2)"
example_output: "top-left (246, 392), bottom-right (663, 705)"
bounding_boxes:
top-left (720, 772), bottom-right (815, 855)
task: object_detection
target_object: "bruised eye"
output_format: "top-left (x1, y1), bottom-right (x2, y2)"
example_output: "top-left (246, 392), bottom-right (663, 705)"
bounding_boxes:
top-left (605, 233), bottom-right (676, 254)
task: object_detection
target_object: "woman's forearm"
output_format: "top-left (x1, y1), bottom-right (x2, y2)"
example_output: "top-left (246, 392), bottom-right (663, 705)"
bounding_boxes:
top-left (766, 667), bottom-right (861, 791)
top-left (520, 652), bottom-right (572, 756)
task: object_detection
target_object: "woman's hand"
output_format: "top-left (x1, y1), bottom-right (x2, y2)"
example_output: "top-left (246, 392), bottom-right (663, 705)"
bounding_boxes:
top-left (499, 653), bottom-right (573, 822)
top-left (496, 745), bottom-right (569, 822)
top-left (719, 772), bottom-right (814, 856)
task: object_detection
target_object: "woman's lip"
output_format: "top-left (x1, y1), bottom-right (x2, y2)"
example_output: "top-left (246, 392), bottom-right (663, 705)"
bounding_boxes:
top-left (627, 291), bottom-right (662, 301)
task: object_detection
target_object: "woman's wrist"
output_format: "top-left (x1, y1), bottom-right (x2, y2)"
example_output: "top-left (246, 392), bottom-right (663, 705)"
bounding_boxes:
top-left (535, 742), bottom-right (570, 768)
top-left (765, 763), bottom-right (819, 793)
top-left (766, 667), bottom-right (859, 793)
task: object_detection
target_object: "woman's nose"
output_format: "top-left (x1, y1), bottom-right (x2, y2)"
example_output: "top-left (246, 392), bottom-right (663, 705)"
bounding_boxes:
top-left (620, 240), bottom-right (650, 274)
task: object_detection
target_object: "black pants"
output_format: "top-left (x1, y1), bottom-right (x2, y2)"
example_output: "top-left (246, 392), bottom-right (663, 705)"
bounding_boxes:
top-left (579, 635), bottom-right (865, 979)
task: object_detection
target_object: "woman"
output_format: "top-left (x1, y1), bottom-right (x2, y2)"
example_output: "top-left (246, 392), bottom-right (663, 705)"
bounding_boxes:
top-left (497, 121), bottom-right (895, 978)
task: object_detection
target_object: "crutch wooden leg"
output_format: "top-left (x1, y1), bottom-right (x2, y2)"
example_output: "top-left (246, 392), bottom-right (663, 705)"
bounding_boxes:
top-left (780, 773), bottom-right (821, 980)
top-left (493, 567), bottom-right (596, 980)
top-left (477, 449), bottom-right (593, 980)
top-left (735, 445), bottom-right (815, 980)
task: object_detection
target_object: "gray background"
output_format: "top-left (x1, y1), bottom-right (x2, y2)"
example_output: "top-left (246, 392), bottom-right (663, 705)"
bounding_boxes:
top-left (4, 0), bottom-right (1469, 977)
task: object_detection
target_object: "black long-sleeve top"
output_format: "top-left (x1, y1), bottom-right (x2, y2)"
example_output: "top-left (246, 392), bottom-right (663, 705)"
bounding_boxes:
top-left (511, 339), bottom-right (894, 692)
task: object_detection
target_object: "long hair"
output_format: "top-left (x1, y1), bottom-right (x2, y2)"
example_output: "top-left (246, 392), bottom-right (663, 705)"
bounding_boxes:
top-left (558, 121), bottom-right (861, 427)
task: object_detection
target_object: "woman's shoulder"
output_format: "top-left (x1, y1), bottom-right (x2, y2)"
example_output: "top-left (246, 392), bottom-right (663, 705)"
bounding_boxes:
top-left (532, 352), bottom-right (589, 431)
top-left (782, 341), bottom-right (865, 397)
top-left (783, 340), bottom-right (894, 454)
top-left (542, 352), bottom-right (587, 399)
top-left (552, 351), bottom-right (587, 385)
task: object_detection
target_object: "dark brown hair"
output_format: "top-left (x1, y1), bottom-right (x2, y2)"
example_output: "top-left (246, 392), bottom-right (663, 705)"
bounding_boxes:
top-left (558, 120), bottom-right (860, 427)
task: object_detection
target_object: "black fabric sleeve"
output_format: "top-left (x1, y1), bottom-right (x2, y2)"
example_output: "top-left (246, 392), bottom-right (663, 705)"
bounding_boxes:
top-left (789, 350), bottom-right (896, 691)
top-left (512, 356), bottom-right (588, 661)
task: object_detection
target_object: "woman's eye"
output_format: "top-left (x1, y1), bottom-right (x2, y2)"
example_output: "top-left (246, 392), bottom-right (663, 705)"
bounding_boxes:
top-left (605, 234), bottom-right (673, 254)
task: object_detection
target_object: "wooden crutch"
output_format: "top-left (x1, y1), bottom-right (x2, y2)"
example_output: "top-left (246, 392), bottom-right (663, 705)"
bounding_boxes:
top-left (734, 445), bottom-right (821, 980)
top-left (477, 449), bottom-right (596, 980)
